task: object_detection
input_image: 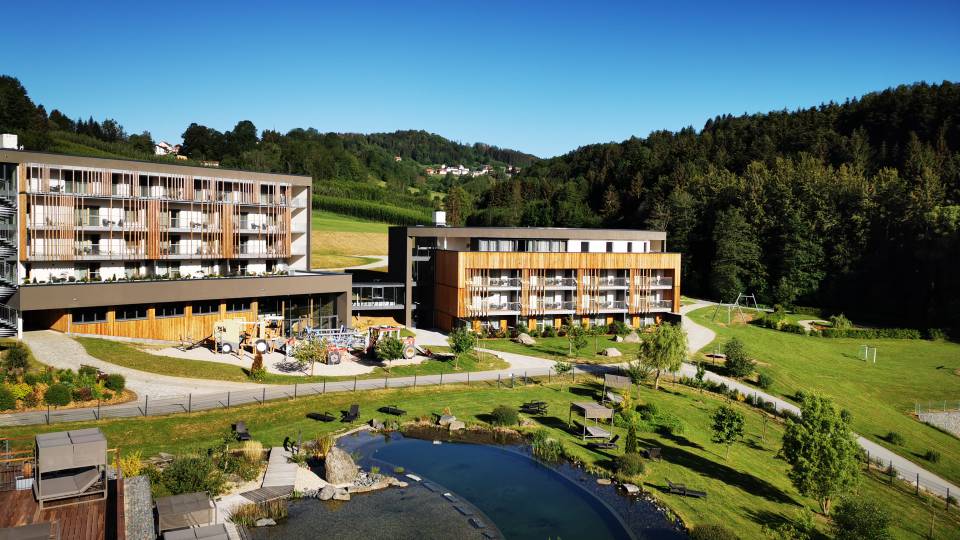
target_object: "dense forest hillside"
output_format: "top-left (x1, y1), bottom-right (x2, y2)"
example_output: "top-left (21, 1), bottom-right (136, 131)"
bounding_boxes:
top-left (470, 82), bottom-right (960, 330)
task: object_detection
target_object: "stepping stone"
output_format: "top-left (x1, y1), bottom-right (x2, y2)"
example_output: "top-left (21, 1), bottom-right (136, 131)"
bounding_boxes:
top-left (453, 505), bottom-right (473, 516)
top-left (469, 517), bottom-right (487, 529)
top-left (443, 492), bottom-right (459, 503)
top-left (405, 474), bottom-right (422, 482)
top-left (422, 482), bottom-right (439, 492)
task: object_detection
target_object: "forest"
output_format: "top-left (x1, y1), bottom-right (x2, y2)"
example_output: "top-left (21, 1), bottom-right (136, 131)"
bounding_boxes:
top-left (2, 74), bottom-right (957, 329)
top-left (469, 82), bottom-right (960, 331)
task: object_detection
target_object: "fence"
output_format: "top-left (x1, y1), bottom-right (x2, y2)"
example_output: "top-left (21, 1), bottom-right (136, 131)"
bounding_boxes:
top-left (915, 400), bottom-right (960, 415)
top-left (864, 449), bottom-right (957, 506)
top-left (0, 364), bottom-right (604, 428)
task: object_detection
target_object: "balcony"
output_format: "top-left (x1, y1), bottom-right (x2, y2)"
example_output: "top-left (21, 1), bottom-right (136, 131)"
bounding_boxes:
top-left (638, 277), bottom-right (674, 288)
top-left (592, 300), bottom-right (628, 312)
top-left (541, 277), bottom-right (578, 288)
top-left (468, 301), bottom-right (521, 314)
top-left (596, 277), bottom-right (629, 288)
top-left (536, 300), bottom-right (576, 312)
top-left (647, 299), bottom-right (674, 311)
top-left (71, 245), bottom-right (146, 259)
top-left (352, 283), bottom-right (405, 311)
top-left (468, 277), bottom-right (522, 289)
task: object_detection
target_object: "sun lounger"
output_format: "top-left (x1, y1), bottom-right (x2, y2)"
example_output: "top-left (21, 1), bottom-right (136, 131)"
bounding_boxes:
top-left (520, 401), bottom-right (548, 414)
top-left (32, 468), bottom-right (100, 502)
top-left (379, 405), bottom-right (407, 416)
top-left (605, 391), bottom-right (623, 405)
top-left (233, 421), bottom-right (251, 441)
top-left (667, 480), bottom-right (707, 498)
top-left (342, 404), bottom-right (360, 422)
top-left (0, 521), bottom-right (60, 540)
top-left (587, 434), bottom-right (620, 450)
top-left (162, 524), bottom-right (229, 540)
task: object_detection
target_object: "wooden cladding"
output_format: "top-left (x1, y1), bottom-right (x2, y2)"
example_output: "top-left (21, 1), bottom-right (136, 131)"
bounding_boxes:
top-left (55, 302), bottom-right (258, 342)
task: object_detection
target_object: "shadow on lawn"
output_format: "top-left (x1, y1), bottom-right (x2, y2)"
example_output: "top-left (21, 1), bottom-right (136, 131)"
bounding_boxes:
top-left (643, 437), bottom-right (798, 505)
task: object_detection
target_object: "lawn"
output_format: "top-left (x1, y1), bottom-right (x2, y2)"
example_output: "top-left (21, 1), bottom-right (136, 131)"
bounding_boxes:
top-left (482, 334), bottom-right (639, 364)
top-left (311, 210), bottom-right (388, 269)
top-left (686, 306), bottom-right (960, 486)
top-left (74, 337), bottom-right (507, 384)
top-left (3, 376), bottom-right (956, 538)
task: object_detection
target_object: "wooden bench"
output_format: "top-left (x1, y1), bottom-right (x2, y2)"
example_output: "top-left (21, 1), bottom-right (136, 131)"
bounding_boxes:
top-left (667, 480), bottom-right (706, 498)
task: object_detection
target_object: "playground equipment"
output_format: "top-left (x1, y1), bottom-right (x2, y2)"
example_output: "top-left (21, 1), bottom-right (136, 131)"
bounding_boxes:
top-left (367, 325), bottom-right (416, 360)
top-left (711, 293), bottom-right (761, 324)
top-left (213, 315), bottom-right (287, 355)
top-left (859, 344), bottom-right (878, 364)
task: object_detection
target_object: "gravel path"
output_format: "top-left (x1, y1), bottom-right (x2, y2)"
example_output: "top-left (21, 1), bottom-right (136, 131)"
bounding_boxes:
top-left (22, 330), bottom-right (261, 398)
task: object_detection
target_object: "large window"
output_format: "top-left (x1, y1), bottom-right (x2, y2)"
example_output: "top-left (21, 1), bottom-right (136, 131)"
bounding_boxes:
top-left (155, 303), bottom-right (185, 318)
top-left (193, 301), bottom-right (220, 315)
top-left (116, 304), bottom-right (149, 321)
top-left (226, 299), bottom-right (251, 313)
top-left (73, 308), bottom-right (107, 324)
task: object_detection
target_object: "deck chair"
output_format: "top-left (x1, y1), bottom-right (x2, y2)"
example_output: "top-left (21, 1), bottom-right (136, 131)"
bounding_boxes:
top-left (342, 404), bottom-right (360, 422)
top-left (233, 421), bottom-right (251, 441)
top-left (587, 434), bottom-right (620, 450)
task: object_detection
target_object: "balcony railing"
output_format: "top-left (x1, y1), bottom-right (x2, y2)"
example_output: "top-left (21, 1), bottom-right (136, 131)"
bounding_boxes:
top-left (596, 277), bottom-right (629, 287)
top-left (647, 299), bottom-right (673, 310)
top-left (469, 301), bottom-right (522, 313)
top-left (537, 300), bottom-right (577, 311)
top-left (638, 277), bottom-right (673, 287)
top-left (468, 277), bottom-right (522, 288)
top-left (542, 277), bottom-right (578, 287)
top-left (72, 245), bottom-right (146, 257)
top-left (592, 300), bottom-right (628, 311)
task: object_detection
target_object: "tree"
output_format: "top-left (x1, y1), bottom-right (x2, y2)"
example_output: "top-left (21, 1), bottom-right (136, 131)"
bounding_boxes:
top-left (128, 131), bottom-right (154, 154)
top-left (831, 498), bottom-right (891, 540)
top-left (587, 324), bottom-right (606, 355)
top-left (711, 405), bottom-right (745, 458)
top-left (710, 207), bottom-right (765, 302)
top-left (292, 338), bottom-right (326, 375)
top-left (565, 318), bottom-right (587, 357)
top-left (723, 337), bottom-right (754, 378)
top-left (375, 336), bottom-right (405, 370)
top-left (3, 344), bottom-right (29, 372)
top-left (695, 362), bottom-right (706, 393)
top-left (625, 421), bottom-right (640, 455)
top-left (781, 394), bottom-right (860, 513)
top-left (637, 322), bottom-right (688, 390)
top-left (448, 326), bottom-right (477, 370)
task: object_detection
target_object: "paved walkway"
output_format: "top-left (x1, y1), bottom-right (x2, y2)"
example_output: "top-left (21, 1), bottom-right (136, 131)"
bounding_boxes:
top-left (677, 301), bottom-right (959, 499)
top-left (342, 255), bottom-right (389, 270)
top-left (22, 330), bottom-right (261, 398)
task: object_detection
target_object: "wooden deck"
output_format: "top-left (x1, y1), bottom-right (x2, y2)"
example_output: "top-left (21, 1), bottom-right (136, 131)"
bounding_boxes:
top-left (0, 485), bottom-right (111, 540)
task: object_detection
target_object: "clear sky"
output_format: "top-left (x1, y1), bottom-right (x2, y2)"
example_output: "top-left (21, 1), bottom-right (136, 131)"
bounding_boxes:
top-left (4, 0), bottom-right (958, 157)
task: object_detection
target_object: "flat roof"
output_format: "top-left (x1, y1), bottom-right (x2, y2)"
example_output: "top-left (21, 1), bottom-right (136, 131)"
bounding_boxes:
top-left (392, 225), bottom-right (666, 241)
top-left (0, 149), bottom-right (312, 186)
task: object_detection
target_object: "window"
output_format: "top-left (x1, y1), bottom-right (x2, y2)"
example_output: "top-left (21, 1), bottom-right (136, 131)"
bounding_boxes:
top-left (193, 301), bottom-right (220, 315)
top-left (606, 242), bottom-right (613, 253)
top-left (155, 303), bottom-right (185, 318)
top-left (627, 242), bottom-right (633, 253)
top-left (226, 299), bottom-right (251, 313)
top-left (73, 308), bottom-right (107, 324)
top-left (116, 304), bottom-right (149, 321)
top-left (260, 297), bottom-right (282, 316)
top-left (580, 241), bottom-right (588, 253)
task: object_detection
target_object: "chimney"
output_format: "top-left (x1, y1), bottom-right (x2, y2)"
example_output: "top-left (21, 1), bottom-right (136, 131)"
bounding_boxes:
top-left (433, 211), bottom-right (447, 227)
top-left (1, 134), bottom-right (18, 150)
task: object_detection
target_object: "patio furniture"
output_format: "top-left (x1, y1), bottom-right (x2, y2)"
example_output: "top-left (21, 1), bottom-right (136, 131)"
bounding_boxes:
top-left (379, 405), bottom-right (407, 417)
top-left (602, 374), bottom-right (633, 405)
top-left (33, 429), bottom-right (108, 510)
top-left (667, 480), bottom-right (707, 498)
top-left (0, 521), bottom-right (60, 540)
top-left (162, 524), bottom-right (229, 540)
top-left (342, 404), bottom-right (360, 422)
top-left (587, 434), bottom-right (620, 450)
top-left (155, 492), bottom-right (216, 533)
top-left (233, 421), bottom-right (251, 441)
top-left (604, 391), bottom-right (623, 406)
top-left (307, 411), bottom-right (336, 422)
top-left (520, 401), bottom-right (548, 415)
top-left (644, 447), bottom-right (662, 460)
top-left (567, 402), bottom-right (614, 440)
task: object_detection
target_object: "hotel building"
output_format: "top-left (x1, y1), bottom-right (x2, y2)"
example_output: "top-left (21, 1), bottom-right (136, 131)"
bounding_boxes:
top-left (0, 148), bottom-right (352, 340)
top-left (387, 220), bottom-right (681, 332)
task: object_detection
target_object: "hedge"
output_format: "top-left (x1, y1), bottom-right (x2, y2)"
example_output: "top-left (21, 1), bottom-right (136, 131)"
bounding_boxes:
top-left (819, 327), bottom-right (923, 339)
top-left (312, 195), bottom-right (431, 225)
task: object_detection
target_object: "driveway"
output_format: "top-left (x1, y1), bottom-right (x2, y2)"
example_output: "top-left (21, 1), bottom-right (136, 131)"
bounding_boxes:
top-left (23, 330), bottom-right (261, 399)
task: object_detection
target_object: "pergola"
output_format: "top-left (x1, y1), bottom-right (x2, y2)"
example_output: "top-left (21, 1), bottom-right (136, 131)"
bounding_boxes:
top-left (567, 401), bottom-right (614, 440)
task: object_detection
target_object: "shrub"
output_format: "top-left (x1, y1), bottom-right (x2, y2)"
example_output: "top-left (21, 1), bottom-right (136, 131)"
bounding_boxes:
top-left (616, 453), bottom-right (645, 476)
top-left (248, 368), bottom-right (266, 382)
top-left (885, 431), bottom-right (904, 446)
top-left (44, 383), bottom-right (71, 407)
top-left (828, 313), bottom-right (853, 330)
top-left (724, 338), bottom-right (754, 378)
top-left (541, 325), bottom-right (557, 338)
top-left (3, 345), bottom-right (29, 372)
top-left (0, 386), bottom-right (15, 410)
top-left (781, 322), bottom-right (806, 335)
top-left (393, 466), bottom-right (405, 474)
top-left (820, 327), bottom-right (922, 339)
top-left (924, 449), bottom-right (941, 463)
top-left (117, 450), bottom-right (143, 478)
top-left (515, 322), bottom-right (528, 336)
top-left (656, 413), bottom-right (686, 436)
top-left (23, 372), bottom-right (38, 385)
top-left (638, 402), bottom-right (659, 421)
top-left (375, 336), bottom-right (405, 363)
top-left (162, 455), bottom-right (225, 496)
top-left (7, 382), bottom-right (31, 401)
top-left (71, 386), bottom-right (93, 402)
top-left (229, 499), bottom-right (289, 528)
top-left (831, 498), bottom-right (891, 540)
top-left (926, 328), bottom-right (948, 341)
top-left (251, 352), bottom-right (264, 373)
top-left (756, 372), bottom-right (773, 389)
top-left (531, 429), bottom-right (565, 463)
top-left (625, 422), bottom-right (640, 454)
top-left (78, 365), bottom-right (99, 377)
top-left (491, 404), bottom-right (519, 426)
top-left (607, 320), bottom-right (628, 336)
top-left (104, 373), bottom-right (125, 392)
top-left (56, 369), bottom-right (75, 385)
top-left (689, 524), bottom-right (739, 540)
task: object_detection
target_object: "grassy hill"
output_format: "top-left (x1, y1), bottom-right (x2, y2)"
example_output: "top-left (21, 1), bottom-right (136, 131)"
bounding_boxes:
top-left (311, 210), bottom-right (388, 270)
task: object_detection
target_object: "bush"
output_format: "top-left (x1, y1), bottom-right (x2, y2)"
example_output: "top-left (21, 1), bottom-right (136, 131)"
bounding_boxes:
top-left (531, 429), bottom-right (565, 463)
top-left (829, 313), bottom-right (853, 330)
top-left (820, 327), bottom-right (922, 339)
top-left (491, 404), bottom-right (519, 426)
top-left (926, 328), bottom-right (948, 341)
top-left (924, 449), bottom-right (941, 463)
top-left (229, 499), bottom-right (288, 528)
top-left (0, 386), bottom-right (15, 410)
top-left (781, 322), bottom-right (807, 335)
top-left (607, 320), bottom-right (628, 336)
top-left (638, 402), bottom-right (659, 421)
top-left (117, 450), bottom-right (143, 478)
top-left (615, 452), bottom-right (645, 475)
top-left (656, 412), bottom-right (686, 436)
top-left (23, 372), bottom-right (38, 385)
top-left (162, 455), bottom-right (225, 496)
top-left (723, 337), bottom-right (754, 378)
top-left (104, 373), bottom-right (125, 392)
top-left (239, 440), bottom-right (264, 463)
top-left (71, 386), bottom-right (93, 402)
top-left (689, 524), bottom-right (739, 540)
top-left (3, 345), bottom-right (29, 372)
top-left (885, 431), bottom-right (904, 446)
top-left (541, 325), bottom-right (557, 338)
top-left (78, 365), bottom-right (99, 377)
top-left (44, 383), bottom-right (72, 407)
top-left (248, 368), bottom-right (266, 382)
top-left (756, 372), bottom-right (773, 389)
top-left (7, 382), bottom-right (31, 401)
top-left (831, 498), bottom-right (891, 540)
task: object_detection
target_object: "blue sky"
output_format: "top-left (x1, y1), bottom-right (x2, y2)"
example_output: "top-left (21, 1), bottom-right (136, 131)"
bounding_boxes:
top-left (4, 1), bottom-right (958, 157)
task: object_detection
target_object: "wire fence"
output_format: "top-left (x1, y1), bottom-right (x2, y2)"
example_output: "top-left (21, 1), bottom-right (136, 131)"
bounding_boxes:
top-left (864, 449), bottom-right (958, 505)
top-left (915, 400), bottom-right (960, 415)
top-left (0, 364), bottom-right (602, 428)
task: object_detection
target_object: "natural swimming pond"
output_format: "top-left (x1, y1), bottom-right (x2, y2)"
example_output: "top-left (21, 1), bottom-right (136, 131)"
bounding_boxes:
top-left (253, 431), bottom-right (682, 539)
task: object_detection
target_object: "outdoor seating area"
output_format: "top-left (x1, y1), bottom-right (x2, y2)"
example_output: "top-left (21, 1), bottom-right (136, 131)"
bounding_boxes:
top-left (33, 429), bottom-right (107, 510)
top-left (520, 401), bottom-right (548, 415)
top-left (155, 492), bottom-right (216, 534)
top-left (567, 401), bottom-right (614, 441)
top-left (232, 421), bottom-right (251, 442)
top-left (667, 480), bottom-right (707, 498)
top-left (587, 434), bottom-right (620, 450)
top-left (342, 404), bottom-right (360, 422)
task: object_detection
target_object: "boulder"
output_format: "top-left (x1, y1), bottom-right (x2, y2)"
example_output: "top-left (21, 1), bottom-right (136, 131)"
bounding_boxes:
top-left (623, 483), bottom-right (641, 495)
top-left (333, 488), bottom-right (351, 501)
top-left (597, 478), bottom-right (612, 485)
top-left (603, 347), bottom-right (622, 357)
top-left (318, 485), bottom-right (336, 500)
top-left (255, 518), bottom-right (276, 527)
top-left (438, 414), bottom-right (457, 427)
top-left (613, 335), bottom-right (624, 343)
top-left (623, 331), bottom-right (641, 344)
top-left (448, 420), bottom-right (466, 432)
top-left (515, 333), bottom-right (536, 345)
top-left (324, 447), bottom-right (358, 485)
top-left (369, 418), bottom-right (385, 430)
